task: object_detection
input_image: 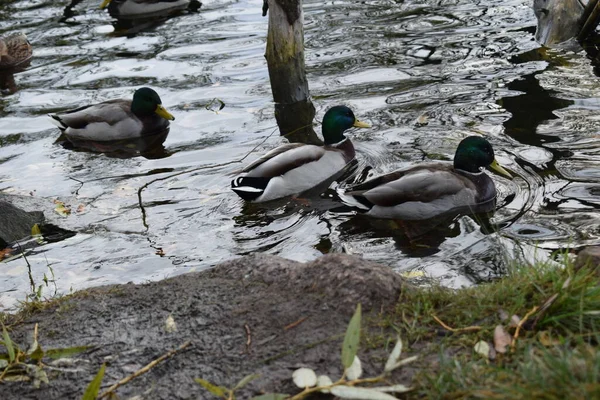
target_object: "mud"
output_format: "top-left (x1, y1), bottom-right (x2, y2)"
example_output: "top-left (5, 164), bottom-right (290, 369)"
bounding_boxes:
top-left (4, 253), bottom-right (409, 399)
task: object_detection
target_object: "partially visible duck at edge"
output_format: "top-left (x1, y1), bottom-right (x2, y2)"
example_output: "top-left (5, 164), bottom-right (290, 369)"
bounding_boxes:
top-left (49, 87), bottom-right (175, 142)
top-left (232, 105), bottom-right (370, 203)
top-left (100, 0), bottom-right (195, 19)
top-left (340, 136), bottom-right (512, 220)
top-left (0, 32), bottom-right (32, 70)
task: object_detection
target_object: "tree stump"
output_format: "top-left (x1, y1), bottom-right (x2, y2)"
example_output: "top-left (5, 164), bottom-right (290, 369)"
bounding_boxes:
top-left (533, 0), bottom-right (584, 45)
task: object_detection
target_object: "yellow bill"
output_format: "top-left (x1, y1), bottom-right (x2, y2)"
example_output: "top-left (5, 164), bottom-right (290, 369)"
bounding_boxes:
top-left (489, 159), bottom-right (511, 178)
top-left (155, 104), bottom-right (175, 121)
top-left (100, 0), bottom-right (112, 9)
top-left (353, 119), bottom-right (370, 128)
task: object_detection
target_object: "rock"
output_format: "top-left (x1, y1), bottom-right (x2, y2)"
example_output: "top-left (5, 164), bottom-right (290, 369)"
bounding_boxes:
top-left (4, 253), bottom-right (408, 400)
top-left (0, 199), bottom-right (43, 247)
top-left (575, 246), bottom-right (600, 273)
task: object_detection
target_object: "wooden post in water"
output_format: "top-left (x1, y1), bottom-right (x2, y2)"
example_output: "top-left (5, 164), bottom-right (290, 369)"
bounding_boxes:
top-left (578, 0), bottom-right (600, 41)
top-left (264, 0), bottom-right (321, 144)
top-left (533, 0), bottom-right (584, 46)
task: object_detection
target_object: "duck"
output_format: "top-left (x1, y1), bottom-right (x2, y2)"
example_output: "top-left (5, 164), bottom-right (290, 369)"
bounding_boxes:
top-left (231, 105), bottom-right (370, 202)
top-left (339, 136), bottom-right (511, 220)
top-left (100, 0), bottom-right (192, 19)
top-left (49, 87), bottom-right (174, 141)
top-left (0, 32), bottom-right (32, 70)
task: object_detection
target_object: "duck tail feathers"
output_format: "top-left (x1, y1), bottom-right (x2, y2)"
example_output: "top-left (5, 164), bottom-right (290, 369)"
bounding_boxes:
top-left (336, 187), bottom-right (372, 211)
top-left (231, 176), bottom-right (270, 201)
top-left (48, 114), bottom-right (67, 130)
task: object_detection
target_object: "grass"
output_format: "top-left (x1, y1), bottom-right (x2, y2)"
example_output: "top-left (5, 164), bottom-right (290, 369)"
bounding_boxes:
top-left (366, 254), bottom-right (600, 399)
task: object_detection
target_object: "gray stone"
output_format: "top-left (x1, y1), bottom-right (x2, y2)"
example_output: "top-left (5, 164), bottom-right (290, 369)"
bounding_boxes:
top-left (0, 199), bottom-right (43, 246)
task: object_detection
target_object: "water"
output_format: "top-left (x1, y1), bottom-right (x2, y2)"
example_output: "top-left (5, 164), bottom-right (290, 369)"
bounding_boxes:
top-left (0, 0), bottom-right (598, 309)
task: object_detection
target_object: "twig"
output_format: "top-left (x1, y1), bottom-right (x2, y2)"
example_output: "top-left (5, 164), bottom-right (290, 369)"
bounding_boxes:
top-left (284, 316), bottom-right (308, 331)
top-left (511, 306), bottom-right (539, 350)
top-left (15, 241), bottom-right (35, 295)
top-left (137, 122), bottom-right (314, 229)
top-left (137, 126), bottom-right (280, 229)
top-left (244, 324), bottom-right (252, 353)
top-left (432, 314), bottom-right (481, 333)
top-left (68, 177), bottom-right (84, 196)
top-left (98, 340), bottom-right (192, 398)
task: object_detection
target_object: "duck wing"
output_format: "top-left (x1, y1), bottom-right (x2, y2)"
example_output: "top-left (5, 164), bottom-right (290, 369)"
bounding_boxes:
top-left (242, 143), bottom-right (325, 177)
top-left (346, 164), bottom-right (476, 207)
top-left (49, 100), bottom-right (143, 140)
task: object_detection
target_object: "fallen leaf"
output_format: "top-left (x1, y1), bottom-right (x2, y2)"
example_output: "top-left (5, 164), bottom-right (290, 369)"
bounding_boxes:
top-left (508, 314), bottom-right (521, 328)
top-left (31, 224), bottom-right (42, 236)
top-left (54, 201), bottom-right (71, 217)
top-left (0, 247), bottom-right (15, 260)
top-left (384, 336), bottom-right (403, 372)
top-left (415, 114), bottom-right (429, 126)
top-left (493, 325), bottom-right (512, 353)
top-left (474, 341), bottom-right (491, 359)
top-left (165, 314), bottom-right (177, 333)
top-left (538, 330), bottom-right (561, 347)
top-left (76, 204), bottom-right (86, 213)
top-left (400, 270), bottom-right (425, 279)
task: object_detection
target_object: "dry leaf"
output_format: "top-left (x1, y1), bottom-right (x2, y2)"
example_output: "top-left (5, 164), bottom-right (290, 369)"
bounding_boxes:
top-left (509, 315), bottom-right (521, 328)
top-left (400, 270), bottom-right (425, 279)
top-left (474, 341), bottom-right (491, 359)
top-left (54, 200), bottom-right (71, 217)
top-left (538, 331), bottom-right (561, 347)
top-left (493, 325), bottom-right (512, 353)
top-left (0, 247), bottom-right (15, 260)
top-left (165, 314), bottom-right (177, 333)
top-left (76, 204), bottom-right (86, 213)
top-left (415, 114), bottom-right (429, 126)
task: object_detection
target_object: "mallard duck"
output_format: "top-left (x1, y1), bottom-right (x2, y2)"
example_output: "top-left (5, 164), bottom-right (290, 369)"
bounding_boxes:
top-left (100, 0), bottom-right (192, 19)
top-left (231, 105), bottom-right (370, 202)
top-left (0, 33), bottom-right (32, 70)
top-left (340, 136), bottom-right (511, 220)
top-left (49, 87), bottom-right (174, 141)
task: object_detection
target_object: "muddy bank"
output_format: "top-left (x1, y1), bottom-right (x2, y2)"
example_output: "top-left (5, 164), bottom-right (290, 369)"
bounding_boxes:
top-left (4, 253), bottom-right (409, 399)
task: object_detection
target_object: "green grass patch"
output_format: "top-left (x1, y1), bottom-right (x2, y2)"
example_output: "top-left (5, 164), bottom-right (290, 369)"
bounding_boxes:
top-left (369, 256), bottom-right (600, 399)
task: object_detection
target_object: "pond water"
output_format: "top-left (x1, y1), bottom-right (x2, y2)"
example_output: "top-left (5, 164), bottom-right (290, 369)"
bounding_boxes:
top-left (0, 0), bottom-right (599, 309)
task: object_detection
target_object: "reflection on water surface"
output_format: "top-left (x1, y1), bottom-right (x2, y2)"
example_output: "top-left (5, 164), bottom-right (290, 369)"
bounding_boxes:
top-left (0, 0), bottom-right (599, 308)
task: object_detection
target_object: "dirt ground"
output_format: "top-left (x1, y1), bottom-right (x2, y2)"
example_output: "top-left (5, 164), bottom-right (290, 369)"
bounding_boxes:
top-left (4, 253), bottom-right (410, 399)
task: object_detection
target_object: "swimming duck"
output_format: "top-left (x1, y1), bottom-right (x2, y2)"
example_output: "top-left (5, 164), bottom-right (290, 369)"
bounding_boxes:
top-left (0, 32), bottom-right (32, 70)
top-left (340, 136), bottom-right (511, 220)
top-left (49, 87), bottom-right (174, 141)
top-left (231, 105), bottom-right (370, 202)
top-left (100, 0), bottom-right (192, 19)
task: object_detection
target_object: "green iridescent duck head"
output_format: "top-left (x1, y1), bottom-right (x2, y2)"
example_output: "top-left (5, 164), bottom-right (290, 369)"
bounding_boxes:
top-left (321, 105), bottom-right (370, 145)
top-left (453, 136), bottom-right (510, 177)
